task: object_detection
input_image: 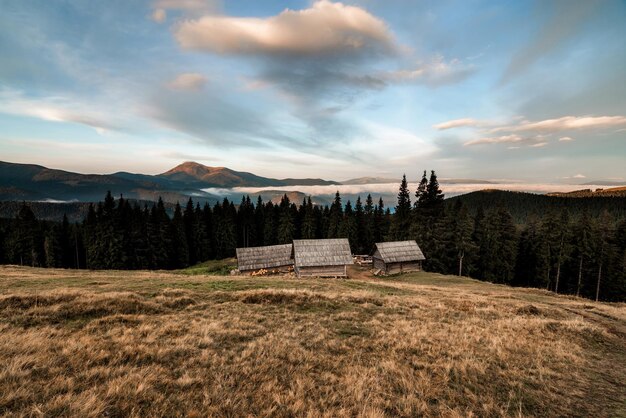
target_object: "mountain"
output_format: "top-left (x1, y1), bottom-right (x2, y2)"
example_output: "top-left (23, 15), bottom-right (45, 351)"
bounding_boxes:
top-left (341, 177), bottom-right (399, 185)
top-left (159, 162), bottom-right (338, 188)
top-left (0, 161), bottom-right (218, 204)
top-left (0, 160), bottom-right (338, 204)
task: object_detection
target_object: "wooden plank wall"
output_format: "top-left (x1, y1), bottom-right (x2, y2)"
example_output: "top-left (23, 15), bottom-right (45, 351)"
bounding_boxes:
top-left (296, 265), bottom-right (347, 277)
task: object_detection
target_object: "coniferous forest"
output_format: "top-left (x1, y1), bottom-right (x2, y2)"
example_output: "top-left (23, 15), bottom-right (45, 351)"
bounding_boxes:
top-left (0, 170), bottom-right (625, 302)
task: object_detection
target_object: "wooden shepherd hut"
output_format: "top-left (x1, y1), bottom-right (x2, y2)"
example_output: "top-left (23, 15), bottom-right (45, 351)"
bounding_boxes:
top-left (292, 239), bottom-right (353, 278)
top-left (236, 244), bottom-right (293, 274)
top-left (371, 240), bottom-right (425, 275)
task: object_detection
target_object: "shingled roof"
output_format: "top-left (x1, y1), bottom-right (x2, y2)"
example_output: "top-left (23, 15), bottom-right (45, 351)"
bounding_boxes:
top-left (373, 240), bottom-right (426, 263)
top-left (236, 244), bottom-right (293, 272)
top-left (293, 239), bottom-right (353, 268)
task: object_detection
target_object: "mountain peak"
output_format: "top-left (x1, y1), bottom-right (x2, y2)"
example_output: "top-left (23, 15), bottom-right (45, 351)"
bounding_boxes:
top-left (163, 161), bottom-right (221, 174)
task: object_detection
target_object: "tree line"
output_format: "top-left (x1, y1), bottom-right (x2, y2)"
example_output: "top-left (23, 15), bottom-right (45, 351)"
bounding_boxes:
top-left (0, 170), bottom-right (624, 301)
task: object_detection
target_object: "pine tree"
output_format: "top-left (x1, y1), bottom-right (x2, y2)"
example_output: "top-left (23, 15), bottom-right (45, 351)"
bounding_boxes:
top-left (277, 194), bottom-right (295, 244)
top-left (169, 203), bottom-right (189, 268)
top-left (10, 203), bottom-right (43, 267)
top-left (425, 170), bottom-right (445, 215)
top-left (593, 211), bottom-right (613, 301)
top-left (237, 196), bottom-right (256, 248)
top-left (391, 174), bottom-right (411, 240)
top-left (339, 200), bottom-right (358, 252)
top-left (514, 217), bottom-right (549, 288)
top-left (354, 196), bottom-right (366, 254)
top-left (214, 199), bottom-right (237, 258)
top-left (545, 209), bottom-right (571, 293)
top-left (262, 202), bottom-right (277, 245)
top-left (415, 170), bottom-right (428, 209)
top-left (496, 207), bottom-right (518, 284)
top-left (327, 191), bottom-right (343, 238)
top-left (444, 200), bottom-right (474, 276)
top-left (254, 196), bottom-right (265, 245)
top-left (574, 209), bottom-right (593, 297)
top-left (301, 197), bottom-right (316, 239)
top-left (363, 194), bottom-right (375, 251)
top-left (184, 198), bottom-right (200, 265)
top-left (471, 206), bottom-right (491, 280)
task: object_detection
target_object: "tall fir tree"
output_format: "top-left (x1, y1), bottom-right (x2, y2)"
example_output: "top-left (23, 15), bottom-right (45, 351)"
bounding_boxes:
top-left (277, 194), bottom-right (295, 244)
top-left (327, 191), bottom-right (343, 238)
top-left (573, 209), bottom-right (593, 297)
top-left (391, 174), bottom-right (411, 240)
top-left (339, 200), bottom-right (358, 252)
top-left (301, 197), bottom-right (316, 239)
top-left (169, 203), bottom-right (189, 268)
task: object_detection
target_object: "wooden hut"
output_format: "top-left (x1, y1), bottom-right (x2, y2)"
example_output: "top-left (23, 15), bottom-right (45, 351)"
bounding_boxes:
top-left (292, 239), bottom-right (353, 278)
top-left (236, 244), bottom-right (293, 274)
top-left (371, 240), bottom-right (425, 275)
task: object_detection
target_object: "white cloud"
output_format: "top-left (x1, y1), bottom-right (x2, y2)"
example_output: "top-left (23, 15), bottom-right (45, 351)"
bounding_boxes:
top-left (433, 118), bottom-right (484, 130)
top-left (384, 56), bottom-right (474, 87)
top-left (174, 0), bottom-right (395, 56)
top-left (0, 88), bottom-right (119, 133)
top-left (530, 142), bottom-right (548, 147)
top-left (573, 174), bottom-right (586, 179)
top-left (464, 134), bottom-right (523, 146)
top-left (152, 8), bottom-right (167, 23)
top-left (155, 0), bottom-right (220, 13)
top-left (490, 115), bottom-right (626, 134)
top-left (437, 115), bottom-right (626, 136)
top-left (168, 73), bottom-right (208, 91)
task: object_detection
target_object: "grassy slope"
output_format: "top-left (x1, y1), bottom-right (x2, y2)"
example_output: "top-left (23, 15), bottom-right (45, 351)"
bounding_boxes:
top-left (0, 265), bottom-right (624, 417)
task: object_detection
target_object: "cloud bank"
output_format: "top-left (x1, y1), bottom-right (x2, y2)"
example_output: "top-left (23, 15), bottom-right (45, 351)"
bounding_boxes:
top-left (168, 73), bottom-right (207, 91)
top-left (175, 0), bottom-right (395, 56)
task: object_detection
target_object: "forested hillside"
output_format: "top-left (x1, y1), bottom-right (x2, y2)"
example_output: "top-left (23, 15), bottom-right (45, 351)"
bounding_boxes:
top-left (1, 171), bottom-right (625, 301)
top-left (447, 189), bottom-right (626, 224)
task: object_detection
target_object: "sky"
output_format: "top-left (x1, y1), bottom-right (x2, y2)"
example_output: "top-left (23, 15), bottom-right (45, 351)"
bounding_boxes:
top-left (1, 0), bottom-right (625, 182)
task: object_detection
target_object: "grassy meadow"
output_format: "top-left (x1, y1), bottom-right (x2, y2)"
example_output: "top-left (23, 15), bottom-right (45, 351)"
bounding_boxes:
top-left (0, 265), bottom-right (624, 417)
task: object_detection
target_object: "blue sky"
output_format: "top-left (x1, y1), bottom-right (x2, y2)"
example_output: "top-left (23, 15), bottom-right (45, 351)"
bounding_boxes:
top-left (1, 0), bottom-right (625, 182)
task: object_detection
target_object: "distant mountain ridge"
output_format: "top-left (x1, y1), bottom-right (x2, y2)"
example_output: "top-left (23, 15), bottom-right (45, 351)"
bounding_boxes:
top-left (0, 161), bottom-right (337, 203)
top-left (160, 161), bottom-right (338, 188)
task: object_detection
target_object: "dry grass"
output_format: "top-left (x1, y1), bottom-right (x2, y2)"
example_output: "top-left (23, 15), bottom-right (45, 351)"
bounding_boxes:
top-left (0, 265), bottom-right (624, 417)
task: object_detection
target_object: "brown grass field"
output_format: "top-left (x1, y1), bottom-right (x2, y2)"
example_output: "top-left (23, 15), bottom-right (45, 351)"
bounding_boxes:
top-left (0, 264), bottom-right (625, 417)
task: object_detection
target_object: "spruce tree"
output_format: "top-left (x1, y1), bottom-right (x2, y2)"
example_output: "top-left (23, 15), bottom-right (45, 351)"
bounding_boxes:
top-left (444, 200), bottom-right (474, 276)
top-left (277, 194), bottom-right (295, 244)
top-left (391, 174), bottom-right (411, 240)
top-left (415, 170), bottom-right (428, 209)
top-left (169, 203), bottom-right (189, 268)
top-left (574, 209), bottom-right (593, 297)
top-left (301, 197), bottom-right (316, 239)
top-left (593, 211), bottom-right (613, 301)
top-left (254, 196), bottom-right (265, 245)
top-left (514, 217), bottom-right (549, 288)
top-left (354, 196), bottom-right (366, 254)
top-left (184, 198), bottom-right (200, 265)
top-left (327, 191), bottom-right (343, 238)
top-left (363, 194), bottom-right (375, 251)
top-left (262, 201), bottom-right (277, 245)
top-left (339, 200), bottom-right (358, 252)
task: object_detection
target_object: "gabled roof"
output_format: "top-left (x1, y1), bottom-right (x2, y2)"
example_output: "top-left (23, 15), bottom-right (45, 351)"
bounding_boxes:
top-left (293, 239), bottom-right (352, 268)
top-left (236, 244), bottom-right (293, 271)
top-left (372, 240), bottom-right (426, 263)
